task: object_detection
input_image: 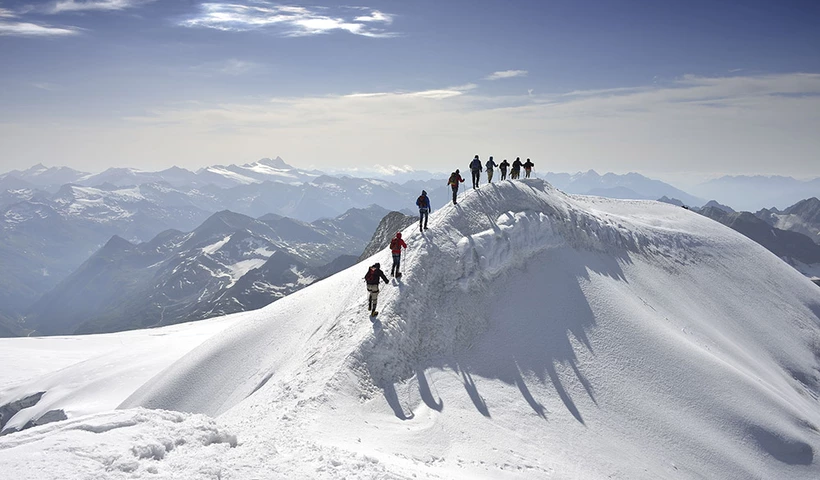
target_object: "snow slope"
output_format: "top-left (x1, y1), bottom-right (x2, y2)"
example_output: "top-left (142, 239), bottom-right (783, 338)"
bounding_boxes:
top-left (2, 179), bottom-right (820, 479)
top-left (0, 316), bottom-right (240, 432)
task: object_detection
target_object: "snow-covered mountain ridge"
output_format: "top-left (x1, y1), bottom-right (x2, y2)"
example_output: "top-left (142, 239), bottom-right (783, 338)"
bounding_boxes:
top-left (0, 158), bottom-right (322, 190)
top-left (758, 197), bottom-right (820, 245)
top-left (23, 207), bottom-right (386, 336)
top-left (2, 179), bottom-right (820, 479)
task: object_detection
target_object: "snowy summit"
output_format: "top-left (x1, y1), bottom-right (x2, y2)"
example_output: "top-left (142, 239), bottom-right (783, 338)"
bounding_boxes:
top-left (1, 179), bottom-right (820, 479)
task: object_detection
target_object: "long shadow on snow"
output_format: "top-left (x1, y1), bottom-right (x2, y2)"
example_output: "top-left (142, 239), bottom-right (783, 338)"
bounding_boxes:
top-left (416, 367), bottom-right (444, 412)
top-left (452, 245), bottom-right (611, 424)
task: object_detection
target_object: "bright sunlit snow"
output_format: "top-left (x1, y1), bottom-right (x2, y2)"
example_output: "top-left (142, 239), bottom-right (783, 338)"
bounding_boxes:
top-left (226, 259), bottom-right (268, 284)
top-left (200, 235), bottom-right (232, 255)
top-left (2, 179), bottom-right (819, 479)
top-left (0, 316), bottom-right (240, 433)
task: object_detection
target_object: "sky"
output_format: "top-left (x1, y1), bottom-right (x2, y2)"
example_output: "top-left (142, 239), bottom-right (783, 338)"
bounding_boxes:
top-left (1, 0), bottom-right (819, 182)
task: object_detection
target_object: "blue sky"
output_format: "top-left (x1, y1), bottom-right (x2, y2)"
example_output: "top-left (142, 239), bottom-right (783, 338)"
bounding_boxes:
top-left (1, 0), bottom-right (819, 182)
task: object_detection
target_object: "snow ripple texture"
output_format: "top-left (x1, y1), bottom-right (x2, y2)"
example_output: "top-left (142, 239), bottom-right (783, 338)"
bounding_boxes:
top-left (0, 409), bottom-right (236, 479)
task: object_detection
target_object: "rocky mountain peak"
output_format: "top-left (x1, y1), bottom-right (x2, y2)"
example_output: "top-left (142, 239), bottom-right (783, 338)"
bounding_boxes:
top-left (256, 157), bottom-right (292, 169)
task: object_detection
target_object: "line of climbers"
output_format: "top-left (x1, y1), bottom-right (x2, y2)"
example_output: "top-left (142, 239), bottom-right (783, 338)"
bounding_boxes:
top-left (449, 155), bottom-right (535, 204)
top-left (363, 155), bottom-right (535, 316)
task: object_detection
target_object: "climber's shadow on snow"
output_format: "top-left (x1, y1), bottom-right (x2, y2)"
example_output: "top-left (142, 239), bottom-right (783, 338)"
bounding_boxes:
top-left (749, 425), bottom-right (814, 465)
top-left (460, 369), bottom-right (489, 417)
top-left (383, 382), bottom-right (415, 420)
top-left (444, 246), bottom-right (616, 424)
top-left (415, 367), bottom-right (443, 412)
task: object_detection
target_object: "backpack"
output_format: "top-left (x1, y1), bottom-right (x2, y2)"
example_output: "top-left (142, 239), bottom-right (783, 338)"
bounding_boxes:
top-left (390, 237), bottom-right (401, 250)
top-left (417, 195), bottom-right (428, 209)
top-left (448, 172), bottom-right (459, 185)
top-left (365, 268), bottom-right (377, 283)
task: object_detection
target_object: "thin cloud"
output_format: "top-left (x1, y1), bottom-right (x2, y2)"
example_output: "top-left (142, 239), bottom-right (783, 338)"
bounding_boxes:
top-left (0, 0), bottom-right (146, 36)
top-left (485, 70), bottom-right (528, 81)
top-left (562, 86), bottom-right (648, 97)
top-left (219, 59), bottom-right (257, 75)
top-left (110, 73), bottom-right (820, 177)
top-left (32, 82), bottom-right (62, 91)
top-left (125, 73), bottom-right (820, 128)
top-left (0, 18), bottom-right (79, 36)
top-left (345, 92), bottom-right (390, 98)
top-left (181, 2), bottom-right (397, 38)
top-left (48, 0), bottom-right (154, 13)
top-left (407, 89), bottom-right (466, 99)
top-left (190, 58), bottom-right (260, 76)
top-left (354, 11), bottom-right (393, 23)
top-left (450, 83), bottom-right (478, 92)
top-left (0, 6), bottom-right (81, 36)
top-left (344, 84), bottom-right (476, 100)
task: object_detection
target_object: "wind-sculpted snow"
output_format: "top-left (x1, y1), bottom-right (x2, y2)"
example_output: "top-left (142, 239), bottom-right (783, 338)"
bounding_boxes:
top-left (0, 409), bottom-right (237, 480)
top-left (3, 179), bottom-right (820, 479)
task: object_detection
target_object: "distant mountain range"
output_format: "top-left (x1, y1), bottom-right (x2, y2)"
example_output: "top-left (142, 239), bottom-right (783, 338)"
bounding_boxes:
top-left (9, 157), bottom-right (813, 336)
top-left (1, 160), bottom-right (434, 222)
top-left (0, 157), bottom-right (321, 191)
top-left (24, 206), bottom-right (388, 336)
top-left (695, 197), bottom-right (820, 281)
top-left (690, 175), bottom-right (820, 211)
top-left (700, 207), bottom-right (820, 263)
top-left (0, 185), bottom-right (212, 321)
top-left (0, 160), bottom-right (432, 329)
top-left (545, 170), bottom-right (705, 207)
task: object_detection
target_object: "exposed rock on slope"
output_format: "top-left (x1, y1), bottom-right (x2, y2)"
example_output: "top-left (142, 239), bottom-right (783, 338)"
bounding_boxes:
top-left (358, 211), bottom-right (418, 261)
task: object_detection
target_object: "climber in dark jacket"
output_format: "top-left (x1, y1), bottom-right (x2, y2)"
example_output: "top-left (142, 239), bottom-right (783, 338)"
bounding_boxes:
top-left (522, 158), bottom-right (535, 178)
top-left (364, 262), bottom-right (389, 316)
top-left (511, 157), bottom-right (522, 179)
top-left (416, 190), bottom-right (431, 231)
top-left (499, 159), bottom-right (510, 180)
top-left (469, 155), bottom-right (483, 189)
